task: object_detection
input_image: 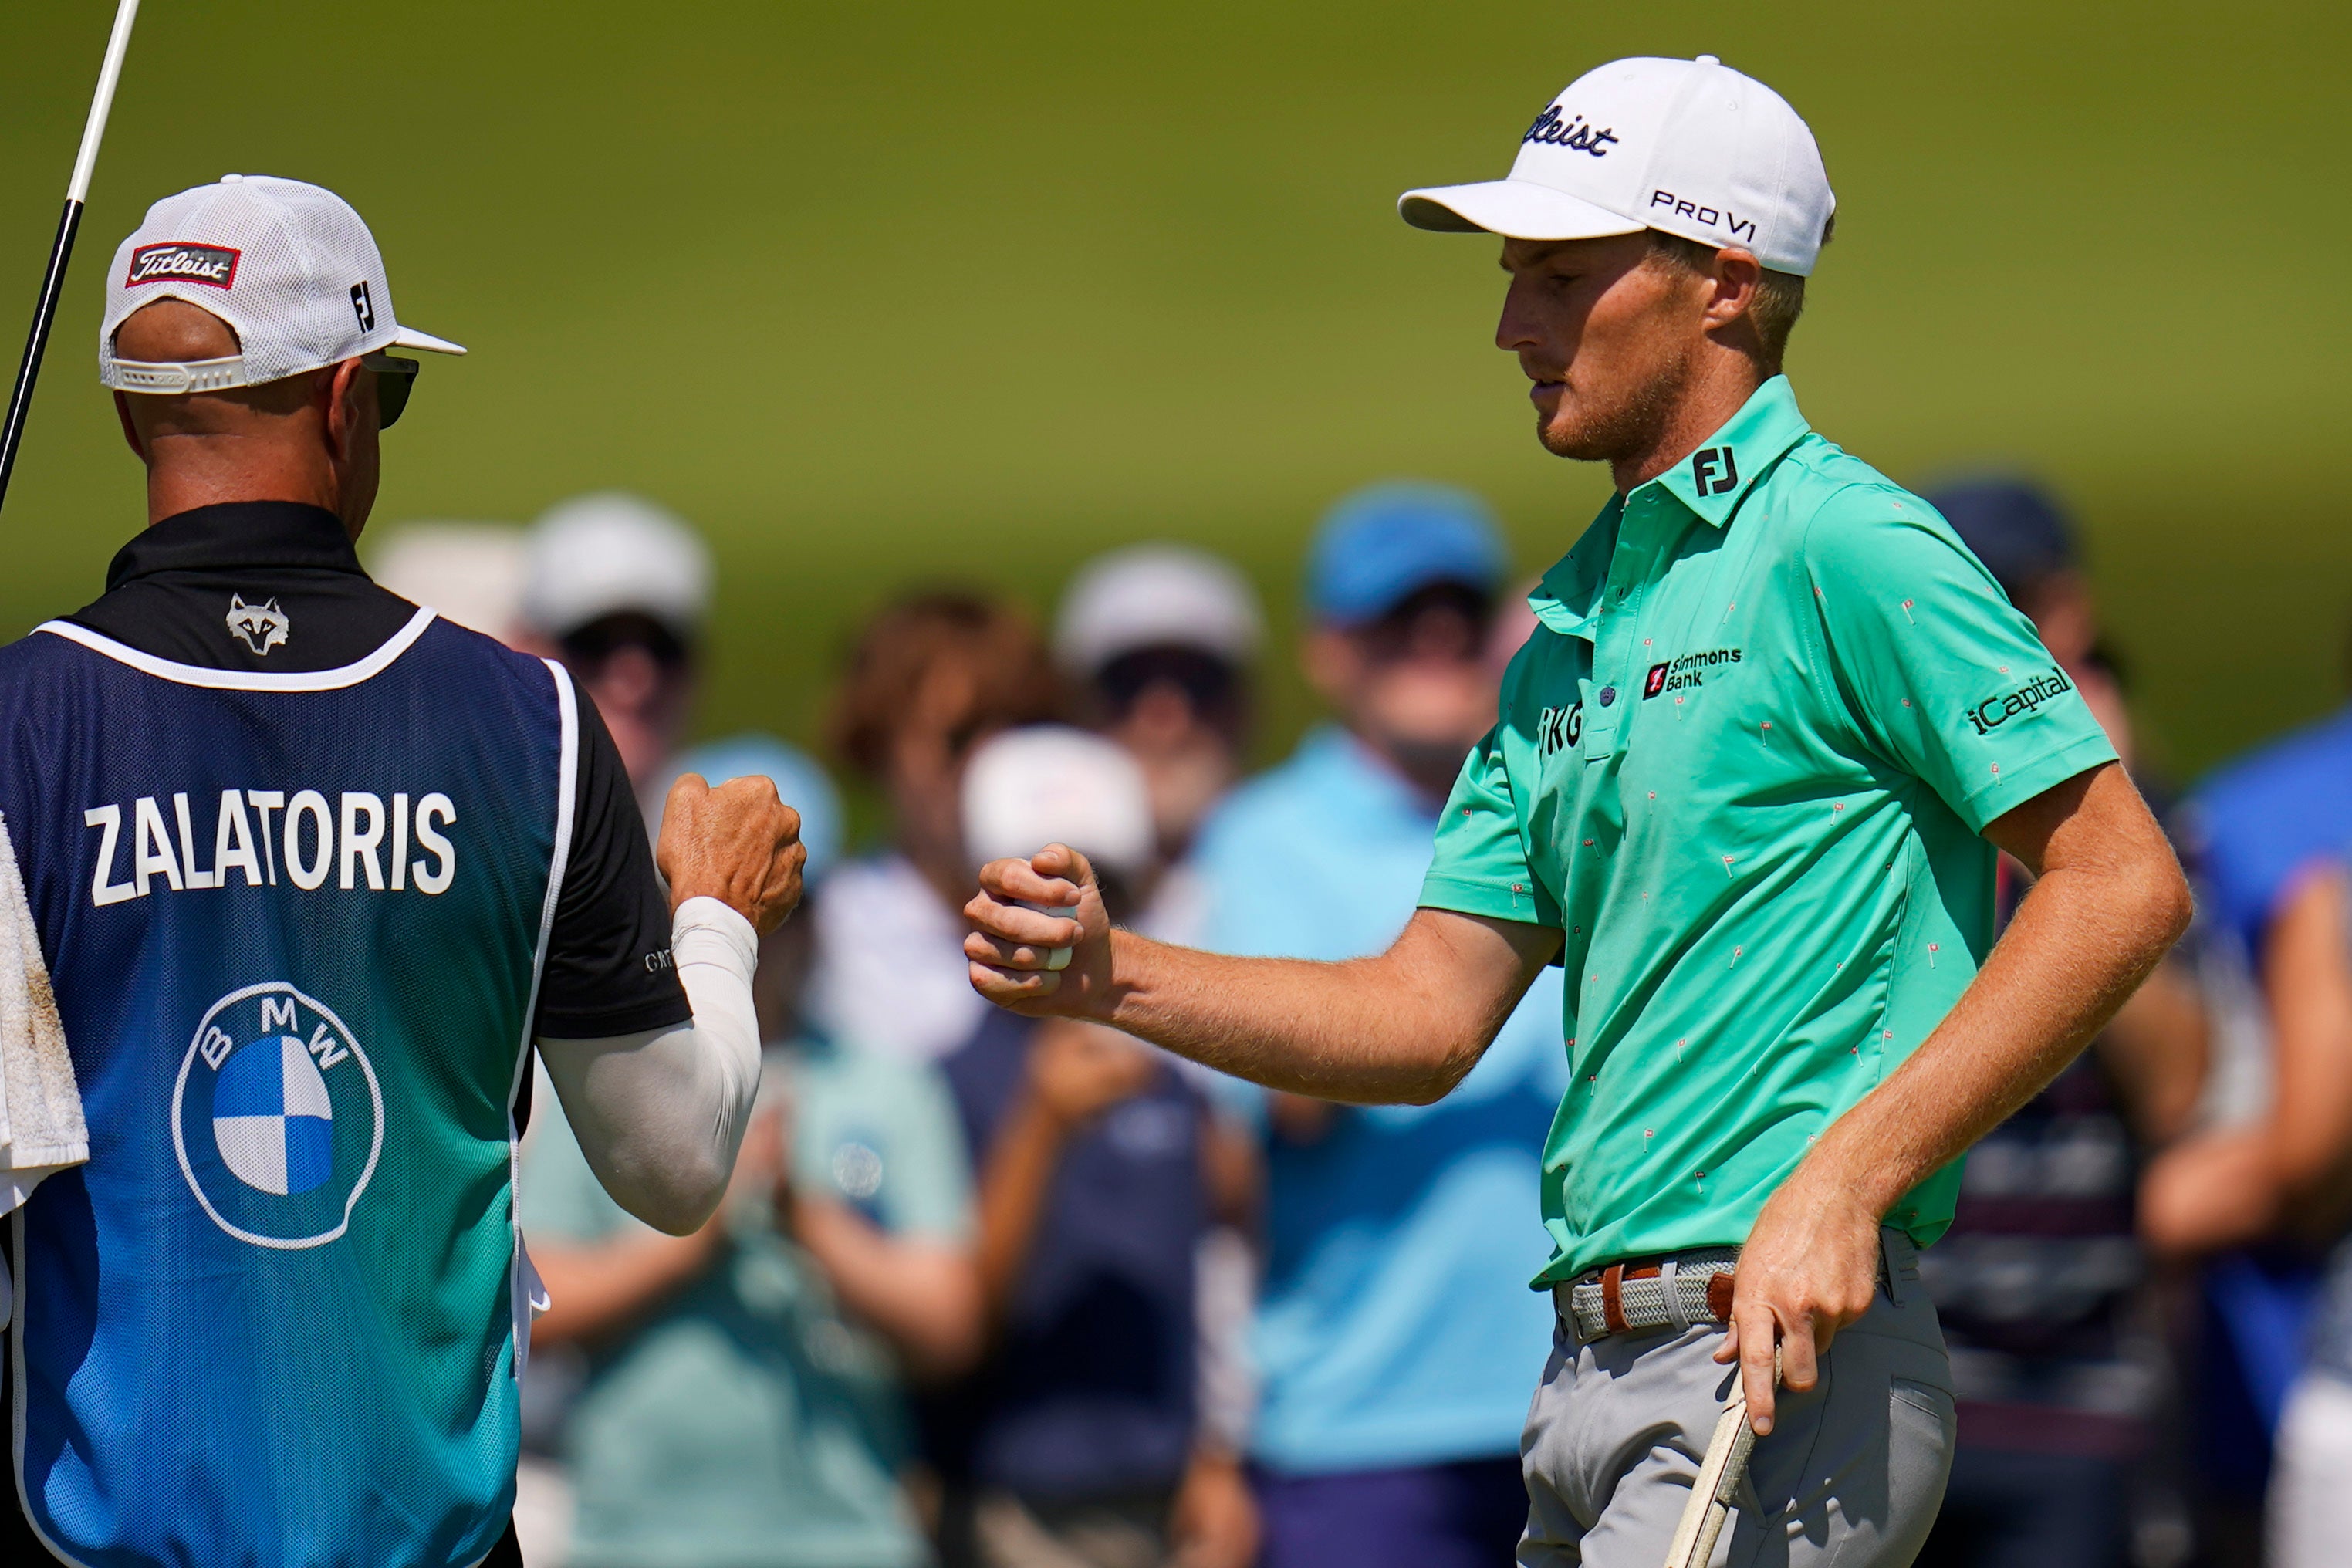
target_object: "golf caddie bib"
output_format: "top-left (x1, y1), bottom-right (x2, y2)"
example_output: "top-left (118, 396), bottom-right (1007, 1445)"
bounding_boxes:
top-left (0, 609), bottom-right (575, 1568)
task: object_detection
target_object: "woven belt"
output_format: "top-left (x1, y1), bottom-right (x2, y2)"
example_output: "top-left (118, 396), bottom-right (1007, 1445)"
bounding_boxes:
top-left (1556, 1248), bottom-right (1742, 1342)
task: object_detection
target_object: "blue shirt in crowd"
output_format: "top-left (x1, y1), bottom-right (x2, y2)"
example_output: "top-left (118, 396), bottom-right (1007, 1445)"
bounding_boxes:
top-left (1193, 725), bottom-right (1570, 1475)
top-left (2178, 705), bottom-right (2352, 1452)
top-left (2182, 702), bottom-right (2352, 964)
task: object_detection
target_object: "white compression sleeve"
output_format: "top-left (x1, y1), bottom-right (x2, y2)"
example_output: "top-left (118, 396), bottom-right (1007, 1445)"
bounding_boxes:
top-left (535, 896), bottom-right (762, 1235)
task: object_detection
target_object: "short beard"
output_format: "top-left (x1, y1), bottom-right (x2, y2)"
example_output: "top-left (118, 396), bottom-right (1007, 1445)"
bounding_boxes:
top-left (1535, 336), bottom-right (1695, 465)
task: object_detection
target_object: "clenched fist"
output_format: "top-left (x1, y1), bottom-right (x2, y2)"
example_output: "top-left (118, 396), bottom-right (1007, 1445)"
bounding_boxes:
top-left (656, 772), bottom-right (805, 934)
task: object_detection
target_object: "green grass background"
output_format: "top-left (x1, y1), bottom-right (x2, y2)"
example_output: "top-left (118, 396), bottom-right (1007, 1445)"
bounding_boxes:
top-left (2, 1), bottom-right (2344, 796)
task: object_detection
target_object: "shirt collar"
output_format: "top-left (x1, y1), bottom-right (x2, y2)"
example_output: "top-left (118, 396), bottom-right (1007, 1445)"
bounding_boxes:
top-left (1644, 373), bottom-right (1812, 529)
top-left (104, 502), bottom-right (363, 591)
top-left (1524, 376), bottom-right (1813, 644)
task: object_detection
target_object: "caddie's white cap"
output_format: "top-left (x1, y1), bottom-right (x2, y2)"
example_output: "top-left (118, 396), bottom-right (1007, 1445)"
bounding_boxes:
top-left (962, 725), bottom-right (1155, 878)
top-left (519, 492), bottom-right (713, 642)
top-left (1399, 56), bottom-right (1835, 276)
top-left (1054, 543), bottom-right (1264, 676)
top-left (100, 174), bottom-right (465, 392)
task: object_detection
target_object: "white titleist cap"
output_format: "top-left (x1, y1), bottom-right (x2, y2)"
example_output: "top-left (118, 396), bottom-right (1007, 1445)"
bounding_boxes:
top-left (1055, 543), bottom-right (1264, 675)
top-left (520, 492), bottom-right (712, 642)
top-left (100, 174), bottom-right (465, 393)
top-left (963, 725), bottom-right (1155, 879)
top-left (1399, 56), bottom-right (1834, 276)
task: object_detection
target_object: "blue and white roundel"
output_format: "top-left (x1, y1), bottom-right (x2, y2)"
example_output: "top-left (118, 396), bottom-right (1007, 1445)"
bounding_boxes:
top-left (212, 1036), bottom-right (334, 1195)
top-left (174, 984), bottom-right (383, 1249)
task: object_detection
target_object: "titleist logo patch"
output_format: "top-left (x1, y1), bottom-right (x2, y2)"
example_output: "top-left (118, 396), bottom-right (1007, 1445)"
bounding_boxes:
top-left (127, 242), bottom-right (240, 289)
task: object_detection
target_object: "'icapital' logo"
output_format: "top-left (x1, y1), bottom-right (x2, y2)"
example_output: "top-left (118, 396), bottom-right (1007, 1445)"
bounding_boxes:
top-left (173, 985), bottom-right (383, 1249)
top-left (1965, 666), bottom-right (2075, 736)
top-left (226, 593), bottom-right (289, 656)
top-left (126, 242), bottom-right (240, 289)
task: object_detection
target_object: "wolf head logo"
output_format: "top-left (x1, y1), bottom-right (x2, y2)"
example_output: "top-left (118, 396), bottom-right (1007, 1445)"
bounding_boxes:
top-left (225, 594), bottom-right (290, 656)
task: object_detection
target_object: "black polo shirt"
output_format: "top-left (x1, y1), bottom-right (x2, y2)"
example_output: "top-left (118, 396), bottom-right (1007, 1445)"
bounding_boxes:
top-left (62, 499), bottom-right (691, 1040)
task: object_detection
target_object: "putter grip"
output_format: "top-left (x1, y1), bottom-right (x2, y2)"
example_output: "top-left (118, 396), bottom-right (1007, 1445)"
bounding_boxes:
top-left (1014, 902), bottom-right (1077, 970)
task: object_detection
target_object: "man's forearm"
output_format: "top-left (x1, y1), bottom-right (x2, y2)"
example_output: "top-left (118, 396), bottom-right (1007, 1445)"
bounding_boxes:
top-left (1096, 916), bottom-right (1531, 1106)
top-left (539, 897), bottom-right (763, 1235)
top-left (1795, 843), bottom-right (2191, 1218)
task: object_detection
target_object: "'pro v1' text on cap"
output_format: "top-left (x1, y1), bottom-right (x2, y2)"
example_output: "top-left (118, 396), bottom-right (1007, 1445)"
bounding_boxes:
top-left (1399, 56), bottom-right (1834, 276)
top-left (100, 174), bottom-right (464, 393)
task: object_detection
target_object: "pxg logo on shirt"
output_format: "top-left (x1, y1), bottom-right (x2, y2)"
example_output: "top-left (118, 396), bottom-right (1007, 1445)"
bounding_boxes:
top-left (1965, 665), bottom-right (2076, 736)
top-left (1521, 104), bottom-right (1619, 157)
top-left (174, 984), bottom-right (384, 1249)
top-left (1538, 701), bottom-right (1584, 758)
top-left (126, 241), bottom-right (240, 289)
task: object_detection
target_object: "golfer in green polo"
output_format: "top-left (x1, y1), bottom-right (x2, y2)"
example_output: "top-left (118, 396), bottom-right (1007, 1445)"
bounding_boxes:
top-left (964, 54), bottom-right (2191, 1567)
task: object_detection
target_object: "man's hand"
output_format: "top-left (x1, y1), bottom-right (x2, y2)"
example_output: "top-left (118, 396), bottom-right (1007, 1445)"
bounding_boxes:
top-left (964, 844), bottom-right (1115, 1017)
top-left (1714, 1176), bottom-right (1882, 1435)
top-left (657, 772), bottom-right (805, 934)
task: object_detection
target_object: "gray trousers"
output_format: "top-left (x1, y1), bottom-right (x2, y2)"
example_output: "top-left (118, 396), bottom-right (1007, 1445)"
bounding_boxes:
top-left (1519, 1232), bottom-right (1955, 1567)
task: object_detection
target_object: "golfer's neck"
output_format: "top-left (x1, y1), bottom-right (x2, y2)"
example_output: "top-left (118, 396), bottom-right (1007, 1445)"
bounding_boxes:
top-left (1610, 360), bottom-right (1766, 494)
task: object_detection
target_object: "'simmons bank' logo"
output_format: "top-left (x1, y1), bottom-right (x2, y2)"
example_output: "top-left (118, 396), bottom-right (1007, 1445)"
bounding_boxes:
top-left (173, 984), bottom-right (383, 1249)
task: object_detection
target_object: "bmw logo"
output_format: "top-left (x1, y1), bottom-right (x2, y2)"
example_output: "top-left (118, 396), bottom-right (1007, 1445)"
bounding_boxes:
top-left (173, 984), bottom-right (383, 1249)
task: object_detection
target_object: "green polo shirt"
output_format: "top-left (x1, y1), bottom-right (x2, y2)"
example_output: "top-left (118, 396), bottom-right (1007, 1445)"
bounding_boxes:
top-left (1421, 375), bottom-right (2117, 1287)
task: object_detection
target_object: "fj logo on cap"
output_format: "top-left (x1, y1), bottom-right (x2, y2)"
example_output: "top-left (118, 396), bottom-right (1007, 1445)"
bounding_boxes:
top-left (1521, 105), bottom-right (1619, 157)
top-left (350, 281), bottom-right (374, 332)
top-left (1691, 446), bottom-right (1740, 496)
top-left (126, 242), bottom-right (239, 289)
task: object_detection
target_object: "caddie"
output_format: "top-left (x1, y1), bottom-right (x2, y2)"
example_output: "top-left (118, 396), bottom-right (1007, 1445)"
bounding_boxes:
top-left (0, 175), bottom-right (802, 1568)
top-left (963, 56), bottom-right (2193, 1566)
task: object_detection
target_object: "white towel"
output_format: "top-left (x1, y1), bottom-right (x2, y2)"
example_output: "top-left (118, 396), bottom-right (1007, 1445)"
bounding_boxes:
top-left (0, 810), bottom-right (87, 1216)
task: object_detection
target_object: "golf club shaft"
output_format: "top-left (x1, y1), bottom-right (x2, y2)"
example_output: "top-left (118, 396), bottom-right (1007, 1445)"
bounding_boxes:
top-left (0, 0), bottom-right (144, 513)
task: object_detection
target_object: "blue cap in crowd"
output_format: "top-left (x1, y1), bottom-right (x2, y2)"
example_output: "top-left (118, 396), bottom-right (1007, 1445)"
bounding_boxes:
top-left (1306, 482), bottom-right (1507, 626)
top-left (1921, 477), bottom-right (2077, 603)
top-left (657, 732), bottom-right (844, 886)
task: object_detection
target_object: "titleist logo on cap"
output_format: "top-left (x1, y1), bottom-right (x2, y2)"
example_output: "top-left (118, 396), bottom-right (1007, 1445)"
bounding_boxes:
top-left (126, 242), bottom-right (240, 289)
top-left (1521, 105), bottom-right (1619, 157)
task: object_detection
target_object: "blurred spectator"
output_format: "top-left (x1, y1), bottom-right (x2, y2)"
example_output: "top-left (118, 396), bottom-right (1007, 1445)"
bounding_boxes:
top-left (369, 521), bottom-right (531, 642)
top-left (522, 492), bottom-right (714, 794)
top-left (1054, 546), bottom-right (1267, 1487)
top-left (2158, 637), bottom-right (2352, 1566)
top-left (2257, 869), bottom-right (2352, 1568)
top-left (1054, 543), bottom-right (1262, 876)
top-left (809, 593), bottom-right (1064, 1065)
top-left (1191, 482), bottom-right (1569, 1568)
top-left (522, 735), bottom-right (982, 1568)
top-left (928, 727), bottom-right (1259, 1568)
top-left (1910, 479), bottom-right (2208, 1568)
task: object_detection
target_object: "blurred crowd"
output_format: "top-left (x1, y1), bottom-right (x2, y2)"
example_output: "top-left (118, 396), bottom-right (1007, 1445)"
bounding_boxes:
top-left (370, 475), bottom-right (2352, 1568)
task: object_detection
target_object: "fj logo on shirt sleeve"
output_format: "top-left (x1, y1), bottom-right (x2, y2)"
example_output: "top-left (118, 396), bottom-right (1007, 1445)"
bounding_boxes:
top-left (1691, 446), bottom-right (1740, 495)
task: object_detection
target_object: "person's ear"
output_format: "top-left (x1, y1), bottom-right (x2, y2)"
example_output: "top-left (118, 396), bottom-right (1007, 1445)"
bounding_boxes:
top-left (322, 358), bottom-right (368, 461)
top-left (1703, 248), bottom-right (1764, 333)
top-left (113, 391), bottom-right (146, 461)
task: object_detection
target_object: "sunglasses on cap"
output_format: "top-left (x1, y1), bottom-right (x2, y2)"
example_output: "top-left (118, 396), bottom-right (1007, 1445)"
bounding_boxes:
top-left (361, 352), bottom-right (419, 429)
